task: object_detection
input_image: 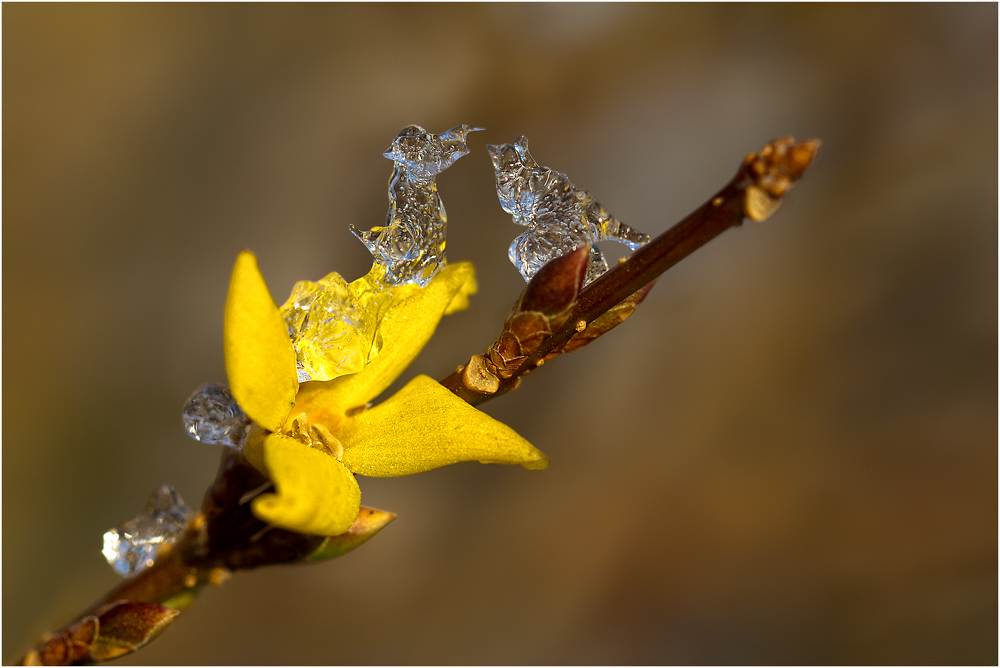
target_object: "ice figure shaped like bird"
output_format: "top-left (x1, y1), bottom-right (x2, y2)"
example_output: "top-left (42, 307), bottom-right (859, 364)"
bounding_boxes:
top-left (351, 124), bottom-right (483, 287)
top-left (487, 135), bottom-right (650, 285)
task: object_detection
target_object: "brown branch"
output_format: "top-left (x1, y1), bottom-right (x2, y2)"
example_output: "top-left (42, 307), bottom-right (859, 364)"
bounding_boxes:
top-left (441, 137), bottom-right (820, 406)
top-left (20, 135), bottom-right (817, 666)
top-left (20, 450), bottom-right (394, 665)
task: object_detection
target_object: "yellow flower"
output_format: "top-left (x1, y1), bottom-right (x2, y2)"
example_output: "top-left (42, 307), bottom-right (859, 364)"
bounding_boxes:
top-left (223, 251), bottom-right (548, 536)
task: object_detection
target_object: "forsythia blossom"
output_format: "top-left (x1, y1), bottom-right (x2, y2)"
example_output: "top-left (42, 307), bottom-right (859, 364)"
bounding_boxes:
top-left (224, 251), bottom-right (548, 536)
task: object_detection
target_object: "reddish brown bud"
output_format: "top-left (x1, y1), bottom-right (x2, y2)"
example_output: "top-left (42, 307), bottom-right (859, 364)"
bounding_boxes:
top-left (32, 616), bottom-right (99, 665)
top-left (552, 281), bottom-right (657, 356)
top-left (518, 245), bottom-right (590, 316)
top-left (89, 602), bottom-right (179, 662)
top-left (493, 331), bottom-right (522, 362)
top-left (743, 137), bottom-right (820, 221)
top-left (486, 346), bottom-right (507, 371)
top-left (507, 312), bottom-right (550, 354)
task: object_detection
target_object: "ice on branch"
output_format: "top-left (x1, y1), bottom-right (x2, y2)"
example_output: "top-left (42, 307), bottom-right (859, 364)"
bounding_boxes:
top-left (351, 124), bottom-right (483, 287)
top-left (182, 383), bottom-right (251, 447)
top-left (488, 136), bottom-right (650, 285)
top-left (102, 486), bottom-right (194, 577)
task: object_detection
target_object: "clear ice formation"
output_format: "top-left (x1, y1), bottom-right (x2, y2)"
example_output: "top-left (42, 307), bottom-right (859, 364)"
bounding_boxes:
top-left (102, 486), bottom-right (194, 577)
top-left (487, 135), bottom-right (650, 285)
top-left (182, 382), bottom-right (251, 447)
top-left (351, 124), bottom-right (483, 287)
top-left (280, 272), bottom-right (371, 382)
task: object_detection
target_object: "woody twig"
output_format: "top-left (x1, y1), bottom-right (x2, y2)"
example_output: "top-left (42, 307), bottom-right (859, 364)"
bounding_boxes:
top-left (20, 450), bottom-right (393, 665)
top-left (441, 137), bottom-right (820, 406)
top-left (20, 136), bottom-right (818, 666)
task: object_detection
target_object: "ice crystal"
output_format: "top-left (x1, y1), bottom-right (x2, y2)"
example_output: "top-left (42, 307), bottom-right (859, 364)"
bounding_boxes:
top-left (182, 382), bottom-right (250, 447)
top-left (102, 486), bottom-right (193, 577)
top-left (351, 124), bottom-right (482, 287)
top-left (488, 135), bottom-right (650, 285)
top-left (280, 272), bottom-right (372, 382)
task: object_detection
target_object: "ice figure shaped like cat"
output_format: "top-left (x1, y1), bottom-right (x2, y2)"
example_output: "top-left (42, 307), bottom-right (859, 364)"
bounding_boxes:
top-left (487, 136), bottom-right (649, 285)
top-left (351, 124), bottom-right (483, 287)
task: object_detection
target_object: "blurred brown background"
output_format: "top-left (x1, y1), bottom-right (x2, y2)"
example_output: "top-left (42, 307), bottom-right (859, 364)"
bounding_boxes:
top-left (4, 4), bottom-right (996, 665)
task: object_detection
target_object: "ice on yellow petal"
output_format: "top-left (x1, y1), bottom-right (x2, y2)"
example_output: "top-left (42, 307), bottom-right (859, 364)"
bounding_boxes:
top-left (280, 272), bottom-right (370, 382)
top-left (339, 374), bottom-right (548, 477)
top-left (224, 251), bottom-right (298, 432)
top-left (249, 434), bottom-right (361, 536)
top-left (296, 262), bottom-right (477, 423)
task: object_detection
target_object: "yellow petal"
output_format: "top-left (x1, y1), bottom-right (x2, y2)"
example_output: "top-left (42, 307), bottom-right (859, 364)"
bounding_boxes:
top-left (241, 422), bottom-right (269, 473)
top-left (296, 262), bottom-right (477, 424)
top-left (250, 434), bottom-right (361, 536)
top-left (224, 251), bottom-right (298, 432)
top-left (339, 374), bottom-right (548, 477)
top-left (443, 270), bottom-right (477, 315)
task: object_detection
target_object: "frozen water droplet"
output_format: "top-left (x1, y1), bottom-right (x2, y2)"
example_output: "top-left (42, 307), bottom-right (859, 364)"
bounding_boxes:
top-left (182, 382), bottom-right (250, 447)
top-left (102, 486), bottom-right (193, 578)
top-left (352, 124), bottom-right (483, 287)
top-left (488, 135), bottom-right (650, 285)
top-left (279, 272), bottom-right (374, 382)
